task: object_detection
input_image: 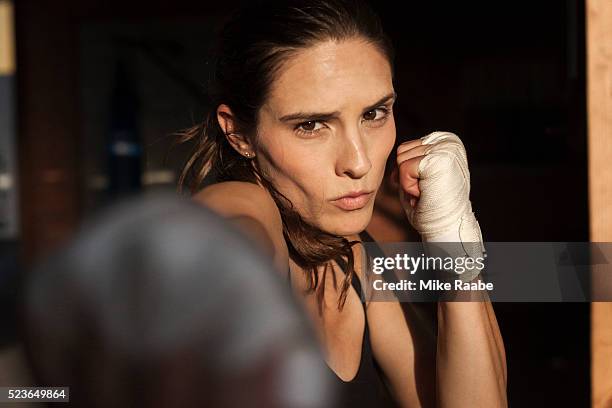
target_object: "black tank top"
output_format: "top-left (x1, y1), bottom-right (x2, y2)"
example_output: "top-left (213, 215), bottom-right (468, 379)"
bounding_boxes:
top-left (288, 231), bottom-right (399, 407)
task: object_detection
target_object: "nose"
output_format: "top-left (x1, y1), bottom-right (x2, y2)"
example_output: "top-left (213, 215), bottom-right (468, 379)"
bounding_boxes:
top-left (335, 125), bottom-right (372, 179)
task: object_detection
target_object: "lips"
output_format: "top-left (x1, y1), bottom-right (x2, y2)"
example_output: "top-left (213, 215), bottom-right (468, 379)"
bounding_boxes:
top-left (330, 190), bottom-right (374, 211)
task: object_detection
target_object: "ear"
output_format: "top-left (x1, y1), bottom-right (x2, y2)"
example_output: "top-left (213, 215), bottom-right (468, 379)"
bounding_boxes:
top-left (217, 104), bottom-right (255, 157)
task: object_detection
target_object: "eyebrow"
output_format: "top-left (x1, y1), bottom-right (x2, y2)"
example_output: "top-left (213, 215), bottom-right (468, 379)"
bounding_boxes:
top-left (278, 91), bottom-right (397, 122)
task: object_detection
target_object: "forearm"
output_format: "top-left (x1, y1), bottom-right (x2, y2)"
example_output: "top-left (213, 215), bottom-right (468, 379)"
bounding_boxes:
top-left (436, 299), bottom-right (507, 408)
top-left (396, 132), bottom-right (507, 406)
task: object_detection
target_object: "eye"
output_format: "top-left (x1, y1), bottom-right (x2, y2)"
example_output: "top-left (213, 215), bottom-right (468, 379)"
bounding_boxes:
top-left (295, 120), bottom-right (325, 136)
top-left (363, 107), bottom-right (389, 122)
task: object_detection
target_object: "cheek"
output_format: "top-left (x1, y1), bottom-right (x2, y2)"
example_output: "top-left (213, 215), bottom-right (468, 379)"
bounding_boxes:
top-left (256, 133), bottom-right (327, 201)
top-left (370, 121), bottom-right (396, 171)
top-left (384, 118), bottom-right (397, 152)
top-left (282, 148), bottom-right (332, 206)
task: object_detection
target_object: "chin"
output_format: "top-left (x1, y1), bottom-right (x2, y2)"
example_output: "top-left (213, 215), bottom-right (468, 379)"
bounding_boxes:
top-left (323, 207), bottom-right (373, 237)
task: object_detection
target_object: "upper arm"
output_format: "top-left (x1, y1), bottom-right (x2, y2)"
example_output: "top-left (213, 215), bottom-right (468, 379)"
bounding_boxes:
top-left (193, 181), bottom-right (289, 273)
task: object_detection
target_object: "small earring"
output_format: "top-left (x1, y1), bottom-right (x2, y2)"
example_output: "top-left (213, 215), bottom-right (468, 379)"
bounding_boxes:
top-left (244, 152), bottom-right (252, 157)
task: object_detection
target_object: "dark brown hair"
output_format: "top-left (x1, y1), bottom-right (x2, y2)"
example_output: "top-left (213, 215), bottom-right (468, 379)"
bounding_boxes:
top-left (177, 0), bottom-right (394, 309)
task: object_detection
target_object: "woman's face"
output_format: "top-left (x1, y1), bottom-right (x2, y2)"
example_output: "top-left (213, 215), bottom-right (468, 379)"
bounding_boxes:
top-left (255, 38), bottom-right (396, 237)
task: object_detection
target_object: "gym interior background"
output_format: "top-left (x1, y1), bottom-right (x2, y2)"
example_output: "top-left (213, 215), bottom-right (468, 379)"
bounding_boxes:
top-left (1, 0), bottom-right (608, 406)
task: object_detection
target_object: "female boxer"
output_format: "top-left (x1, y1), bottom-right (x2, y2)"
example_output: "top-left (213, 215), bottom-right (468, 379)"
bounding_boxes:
top-left (179, 0), bottom-right (507, 406)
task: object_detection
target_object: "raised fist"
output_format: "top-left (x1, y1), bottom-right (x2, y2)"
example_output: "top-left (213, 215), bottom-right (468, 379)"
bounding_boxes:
top-left (395, 131), bottom-right (485, 280)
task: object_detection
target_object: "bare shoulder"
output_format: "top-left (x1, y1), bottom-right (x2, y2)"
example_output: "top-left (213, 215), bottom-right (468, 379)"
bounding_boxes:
top-left (194, 181), bottom-right (278, 218)
top-left (193, 181), bottom-right (288, 269)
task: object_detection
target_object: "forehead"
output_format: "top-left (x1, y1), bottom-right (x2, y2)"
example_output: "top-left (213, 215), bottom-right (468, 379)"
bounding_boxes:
top-left (265, 39), bottom-right (393, 116)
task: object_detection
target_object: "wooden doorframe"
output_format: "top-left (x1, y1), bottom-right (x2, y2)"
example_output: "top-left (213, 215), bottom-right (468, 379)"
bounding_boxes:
top-left (587, 0), bottom-right (612, 407)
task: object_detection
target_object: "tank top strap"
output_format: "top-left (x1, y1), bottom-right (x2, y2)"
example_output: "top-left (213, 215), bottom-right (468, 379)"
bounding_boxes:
top-left (350, 269), bottom-right (365, 304)
top-left (358, 229), bottom-right (375, 243)
top-left (359, 230), bottom-right (387, 259)
top-left (359, 230), bottom-right (403, 289)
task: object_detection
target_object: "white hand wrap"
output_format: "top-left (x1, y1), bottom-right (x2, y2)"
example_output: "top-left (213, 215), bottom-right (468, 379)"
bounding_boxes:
top-left (402, 131), bottom-right (486, 281)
